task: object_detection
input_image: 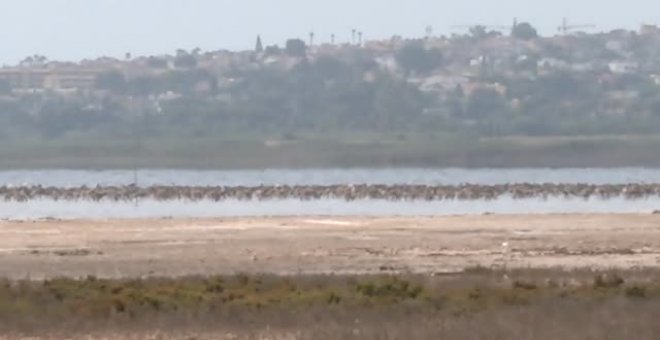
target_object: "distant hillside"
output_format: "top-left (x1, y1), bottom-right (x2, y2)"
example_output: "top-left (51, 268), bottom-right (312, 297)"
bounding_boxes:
top-left (2, 25), bottom-right (660, 168)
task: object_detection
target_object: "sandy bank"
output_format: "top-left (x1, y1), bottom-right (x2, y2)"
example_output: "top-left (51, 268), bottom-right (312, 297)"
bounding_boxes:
top-left (1, 214), bottom-right (659, 279)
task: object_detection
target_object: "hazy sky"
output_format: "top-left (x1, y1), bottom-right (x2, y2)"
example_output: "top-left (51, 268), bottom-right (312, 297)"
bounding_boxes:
top-left (0, 0), bottom-right (658, 65)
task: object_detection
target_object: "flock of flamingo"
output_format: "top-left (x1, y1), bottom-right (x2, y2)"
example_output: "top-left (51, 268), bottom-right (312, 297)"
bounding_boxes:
top-left (2, 183), bottom-right (660, 202)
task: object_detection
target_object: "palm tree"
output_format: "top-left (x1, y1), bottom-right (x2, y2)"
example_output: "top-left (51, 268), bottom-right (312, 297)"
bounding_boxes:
top-left (20, 56), bottom-right (34, 67)
top-left (35, 55), bottom-right (48, 64)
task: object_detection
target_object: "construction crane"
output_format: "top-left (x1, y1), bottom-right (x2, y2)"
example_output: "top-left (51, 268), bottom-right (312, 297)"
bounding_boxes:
top-left (558, 17), bottom-right (595, 35)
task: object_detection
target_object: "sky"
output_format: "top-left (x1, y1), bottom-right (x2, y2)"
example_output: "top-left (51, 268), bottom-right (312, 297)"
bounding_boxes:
top-left (0, 0), bottom-right (658, 65)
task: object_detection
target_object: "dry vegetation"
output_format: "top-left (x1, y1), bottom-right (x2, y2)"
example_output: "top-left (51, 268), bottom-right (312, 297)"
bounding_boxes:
top-left (2, 269), bottom-right (660, 339)
top-left (5, 135), bottom-right (660, 169)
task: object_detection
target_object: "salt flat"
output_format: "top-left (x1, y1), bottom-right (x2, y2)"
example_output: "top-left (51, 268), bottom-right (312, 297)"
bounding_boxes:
top-left (1, 214), bottom-right (660, 280)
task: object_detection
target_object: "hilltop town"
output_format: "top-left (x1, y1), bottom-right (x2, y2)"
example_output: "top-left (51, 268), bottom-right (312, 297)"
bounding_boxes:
top-left (2, 22), bottom-right (660, 137)
top-left (3, 22), bottom-right (660, 168)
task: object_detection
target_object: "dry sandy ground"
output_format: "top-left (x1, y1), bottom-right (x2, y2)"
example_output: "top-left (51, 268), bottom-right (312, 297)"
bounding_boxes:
top-left (1, 214), bottom-right (660, 280)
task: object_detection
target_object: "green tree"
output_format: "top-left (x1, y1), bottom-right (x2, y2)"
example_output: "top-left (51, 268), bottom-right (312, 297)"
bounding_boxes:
top-left (147, 57), bottom-right (168, 69)
top-left (174, 51), bottom-right (198, 68)
top-left (285, 39), bottom-right (307, 57)
top-left (265, 45), bottom-right (281, 56)
top-left (465, 88), bottom-right (509, 119)
top-left (95, 71), bottom-right (127, 93)
top-left (512, 22), bottom-right (538, 40)
top-left (446, 85), bottom-right (465, 117)
top-left (128, 76), bottom-right (158, 96)
top-left (536, 72), bottom-right (584, 100)
top-left (371, 74), bottom-right (426, 129)
top-left (314, 55), bottom-right (350, 80)
top-left (395, 41), bottom-right (443, 75)
top-left (469, 26), bottom-right (489, 40)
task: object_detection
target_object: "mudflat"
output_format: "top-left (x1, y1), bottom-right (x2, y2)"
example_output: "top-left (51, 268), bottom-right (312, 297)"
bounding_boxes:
top-left (1, 214), bottom-right (659, 280)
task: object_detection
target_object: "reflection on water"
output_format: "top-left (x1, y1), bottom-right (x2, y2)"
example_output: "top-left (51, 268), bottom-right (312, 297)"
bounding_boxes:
top-left (2, 168), bottom-right (660, 187)
top-left (4, 197), bottom-right (660, 220)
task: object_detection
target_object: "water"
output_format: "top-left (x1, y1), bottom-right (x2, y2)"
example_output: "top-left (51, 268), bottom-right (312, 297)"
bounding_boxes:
top-left (2, 168), bottom-right (660, 187)
top-left (3, 168), bottom-right (660, 219)
top-left (3, 197), bottom-right (660, 220)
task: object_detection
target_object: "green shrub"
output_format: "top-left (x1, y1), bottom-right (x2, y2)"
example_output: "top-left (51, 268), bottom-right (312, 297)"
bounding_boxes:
top-left (593, 273), bottom-right (625, 289)
top-left (625, 286), bottom-right (647, 299)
